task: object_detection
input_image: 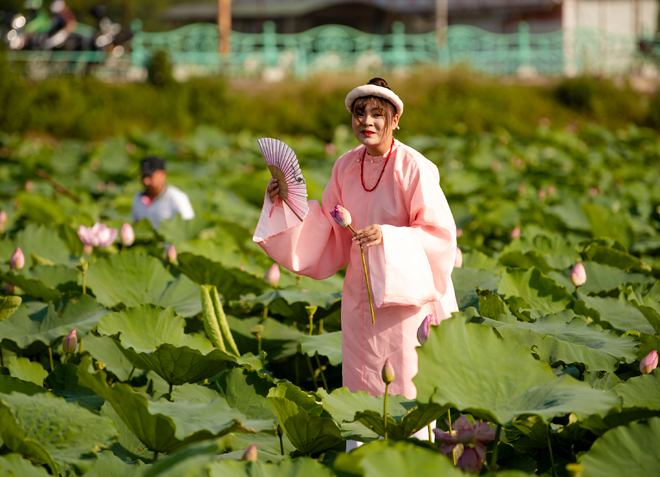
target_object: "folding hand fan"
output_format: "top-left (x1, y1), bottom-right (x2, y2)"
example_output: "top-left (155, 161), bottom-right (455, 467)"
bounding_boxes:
top-left (257, 138), bottom-right (308, 222)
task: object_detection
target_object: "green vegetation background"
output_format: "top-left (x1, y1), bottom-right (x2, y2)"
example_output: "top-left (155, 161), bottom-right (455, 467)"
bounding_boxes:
top-left (3, 49), bottom-right (660, 142)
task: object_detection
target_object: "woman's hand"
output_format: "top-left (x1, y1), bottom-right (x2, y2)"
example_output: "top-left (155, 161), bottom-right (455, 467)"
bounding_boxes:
top-left (268, 179), bottom-right (280, 203)
top-left (352, 224), bottom-right (382, 247)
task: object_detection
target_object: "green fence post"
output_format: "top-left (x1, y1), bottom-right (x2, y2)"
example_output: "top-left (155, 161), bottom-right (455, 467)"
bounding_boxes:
top-left (263, 21), bottom-right (278, 66)
top-left (518, 21), bottom-right (531, 71)
top-left (391, 21), bottom-right (406, 66)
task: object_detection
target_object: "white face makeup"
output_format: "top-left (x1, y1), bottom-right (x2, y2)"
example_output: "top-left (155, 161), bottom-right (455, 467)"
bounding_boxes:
top-left (351, 103), bottom-right (399, 156)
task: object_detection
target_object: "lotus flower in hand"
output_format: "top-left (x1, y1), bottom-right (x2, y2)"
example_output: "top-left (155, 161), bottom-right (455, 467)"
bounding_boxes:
top-left (78, 223), bottom-right (118, 249)
top-left (330, 205), bottom-right (352, 228)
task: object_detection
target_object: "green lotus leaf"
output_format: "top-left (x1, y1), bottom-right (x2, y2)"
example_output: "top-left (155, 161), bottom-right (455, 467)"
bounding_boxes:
top-left (0, 391), bottom-right (116, 474)
top-left (80, 450), bottom-right (148, 477)
top-left (318, 387), bottom-right (446, 439)
top-left (414, 317), bottom-right (621, 425)
top-left (0, 375), bottom-right (48, 396)
top-left (101, 403), bottom-right (153, 462)
top-left (499, 250), bottom-right (554, 274)
top-left (206, 368), bottom-right (277, 421)
top-left (476, 311), bottom-right (638, 372)
top-left (267, 382), bottom-right (343, 455)
top-left (0, 224), bottom-right (71, 265)
top-left (452, 267), bottom-right (500, 310)
top-left (0, 295), bottom-right (21, 322)
top-left (97, 305), bottom-right (238, 385)
top-left (6, 356), bottom-right (47, 385)
top-left (498, 267), bottom-right (575, 315)
top-left (83, 334), bottom-right (134, 382)
top-left (613, 372), bottom-right (660, 410)
top-left (227, 316), bottom-right (304, 361)
top-left (0, 453), bottom-right (50, 477)
top-left (157, 215), bottom-right (214, 244)
top-left (332, 440), bottom-right (463, 477)
top-left (500, 227), bottom-right (581, 269)
top-left (141, 438), bottom-right (233, 477)
top-left (76, 357), bottom-right (262, 454)
top-left (581, 203), bottom-right (636, 248)
top-left (44, 364), bottom-right (104, 411)
top-left (85, 253), bottom-right (201, 317)
top-left (1, 264), bottom-right (79, 302)
top-left (583, 245), bottom-right (651, 273)
top-left (477, 289), bottom-right (513, 319)
top-left (299, 331), bottom-right (342, 366)
top-left (177, 253), bottom-right (268, 301)
top-left (243, 289), bottom-right (342, 318)
top-left (207, 457), bottom-right (336, 477)
top-left (550, 261), bottom-right (653, 294)
top-left (579, 293), bottom-right (655, 334)
top-left (0, 295), bottom-right (108, 350)
top-left (579, 417), bottom-right (660, 476)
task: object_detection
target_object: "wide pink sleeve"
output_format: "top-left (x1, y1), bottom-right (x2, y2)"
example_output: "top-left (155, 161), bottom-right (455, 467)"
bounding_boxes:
top-left (369, 157), bottom-right (457, 315)
top-left (252, 161), bottom-right (353, 280)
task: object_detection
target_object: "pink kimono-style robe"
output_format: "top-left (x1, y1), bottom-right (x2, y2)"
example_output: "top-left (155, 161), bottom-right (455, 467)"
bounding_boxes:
top-left (253, 140), bottom-right (458, 399)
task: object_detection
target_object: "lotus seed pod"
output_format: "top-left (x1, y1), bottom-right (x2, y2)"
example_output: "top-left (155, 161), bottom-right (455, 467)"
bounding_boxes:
top-left (10, 247), bottom-right (24, 270)
top-left (265, 263), bottom-right (280, 287)
top-left (62, 329), bottom-right (77, 354)
top-left (330, 205), bottom-right (351, 227)
top-left (640, 350), bottom-right (658, 375)
top-left (120, 223), bottom-right (135, 246)
top-left (571, 263), bottom-right (587, 287)
top-left (242, 443), bottom-right (258, 462)
top-left (381, 358), bottom-right (395, 385)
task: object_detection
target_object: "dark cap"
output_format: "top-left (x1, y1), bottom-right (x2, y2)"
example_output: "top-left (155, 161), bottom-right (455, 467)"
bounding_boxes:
top-left (140, 156), bottom-right (165, 176)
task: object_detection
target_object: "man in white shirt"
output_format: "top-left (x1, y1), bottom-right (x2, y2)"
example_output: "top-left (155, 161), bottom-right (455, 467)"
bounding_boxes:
top-left (131, 156), bottom-right (195, 229)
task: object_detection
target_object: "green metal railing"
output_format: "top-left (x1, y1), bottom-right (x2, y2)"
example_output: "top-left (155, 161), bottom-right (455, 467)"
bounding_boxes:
top-left (6, 21), bottom-right (657, 79)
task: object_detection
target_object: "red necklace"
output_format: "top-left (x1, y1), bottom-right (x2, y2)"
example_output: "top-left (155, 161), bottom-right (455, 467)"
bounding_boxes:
top-left (360, 139), bottom-right (395, 192)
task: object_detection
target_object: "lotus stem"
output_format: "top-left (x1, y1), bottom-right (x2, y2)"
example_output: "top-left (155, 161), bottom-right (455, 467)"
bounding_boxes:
top-left (305, 354), bottom-right (318, 391)
top-left (383, 383), bottom-right (390, 439)
top-left (78, 338), bottom-right (83, 354)
top-left (169, 383), bottom-right (173, 395)
top-left (63, 353), bottom-right (68, 364)
top-left (257, 335), bottom-right (262, 354)
top-left (547, 424), bottom-right (557, 477)
top-left (319, 319), bottom-right (324, 334)
top-left (490, 424), bottom-right (502, 472)
top-left (315, 354), bottom-right (328, 391)
top-left (153, 451), bottom-right (159, 463)
top-left (348, 225), bottom-right (375, 324)
top-left (448, 410), bottom-right (456, 465)
top-left (81, 270), bottom-right (86, 295)
top-left (48, 346), bottom-right (54, 371)
top-left (127, 365), bottom-right (136, 382)
top-left (308, 315), bottom-right (314, 336)
top-left (428, 423), bottom-right (433, 443)
top-left (294, 355), bottom-right (300, 386)
top-left (0, 349), bottom-right (3, 367)
top-left (296, 275), bottom-right (301, 286)
top-left (263, 306), bottom-right (268, 320)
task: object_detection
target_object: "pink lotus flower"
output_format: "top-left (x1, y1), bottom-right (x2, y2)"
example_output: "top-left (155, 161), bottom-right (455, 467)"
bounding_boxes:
top-left (10, 247), bottom-right (24, 270)
top-left (571, 263), bottom-right (587, 287)
top-left (457, 447), bottom-right (483, 473)
top-left (167, 245), bottom-right (177, 263)
top-left (120, 223), bottom-right (135, 246)
top-left (62, 329), bottom-right (77, 354)
top-left (510, 226), bottom-right (521, 239)
top-left (0, 209), bottom-right (7, 233)
top-left (454, 247), bottom-right (463, 268)
top-left (242, 443), bottom-right (257, 462)
top-left (434, 416), bottom-right (496, 463)
top-left (330, 205), bottom-right (351, 227)
top-left (417, 314), bottom-right (438, 346)
top-left (265, 263), bottom-right (280, 287)
top-left (77, 223), bottom-right (118, 249)
top-left (640, 350), bottom-right (658, 374)
top-left (381, 358), bottom-right (395, 384)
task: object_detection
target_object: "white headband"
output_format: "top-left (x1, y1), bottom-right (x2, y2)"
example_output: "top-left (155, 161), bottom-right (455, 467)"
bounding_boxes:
top-left (345, 85), bottom-right (404, 117)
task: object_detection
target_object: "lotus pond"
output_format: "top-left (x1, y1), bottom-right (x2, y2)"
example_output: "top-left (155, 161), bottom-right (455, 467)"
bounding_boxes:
top-left (0, 123), bottom-right (660, 476)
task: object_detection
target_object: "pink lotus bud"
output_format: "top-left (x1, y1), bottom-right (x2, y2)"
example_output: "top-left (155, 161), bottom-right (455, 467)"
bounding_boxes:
top-left (571, 263), bottom-right (587, 287)
top-left (10, 247), bottom-right (24, 270)
top-left (120, 223), bottom-right (135, 246)
top-left (381, 358), bottom-right (395, 385)
top-left (589, 187), bottom-right (599, 197)
top-left (24, 180), bottom-right (34, 192)
top-left (417, 314), bottom-right (436, 345)
top-left (62, 329), bottom-right (77, 354)
top-left (640, 350), bottom-right (658, 374)
top-left (0, 210), bottom-right (7, 232)
top-left (548, 185), bottom-right (556, 196)
top-left (330, 205), bottom-right (352, 227)
top-left (510, 226), bottom-right (521, 239)
top-left (454, 247), bottom-right (463, 268)
top-left (167, 245), bottom-right (177, 263)
top-left (242, 443), bottom-right (257, 462)
top-left (77, 223), bottom-right (118, 248)
top-left (265, 263), bottom-right (280, 287)
top-left (538, 189), bottom-right (546, 200)
top-left (83, 244), bottom-right (93, 255)
top-left (456, 228), bottom-right (463, 237)
top-left (457, 447), bottom-right (483, 473)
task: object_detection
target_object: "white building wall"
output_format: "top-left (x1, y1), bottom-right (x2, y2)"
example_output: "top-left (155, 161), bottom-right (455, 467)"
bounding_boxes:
top-left (563, 0), bottom-right (658, 75)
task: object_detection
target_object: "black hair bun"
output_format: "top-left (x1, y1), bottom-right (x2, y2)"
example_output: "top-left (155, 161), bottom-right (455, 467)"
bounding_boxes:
top-left (368, 78), bottom-right (392, 91)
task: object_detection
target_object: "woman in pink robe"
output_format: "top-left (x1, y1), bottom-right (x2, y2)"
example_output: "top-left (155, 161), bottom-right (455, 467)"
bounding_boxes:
top-left (253, 78), bottom-right (458, 401)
